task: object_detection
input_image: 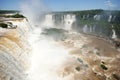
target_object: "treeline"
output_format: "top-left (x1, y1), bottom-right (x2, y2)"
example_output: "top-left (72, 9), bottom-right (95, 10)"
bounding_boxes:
top-left (0, 10), bottom-right (19, 14)
top-left (53, 9), bottom-right (120, 22)
top-left (6, 14), bottom-right (25, 18)
top-left (0, 10), bottom-right (25, 18)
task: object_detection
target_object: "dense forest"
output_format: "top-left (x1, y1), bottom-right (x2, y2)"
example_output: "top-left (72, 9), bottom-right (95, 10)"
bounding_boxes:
top-left (0, 10), bottom-right (19, 14)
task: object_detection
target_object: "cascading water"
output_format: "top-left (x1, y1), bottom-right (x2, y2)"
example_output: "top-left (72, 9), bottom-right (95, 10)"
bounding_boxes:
top-left (0, 19), bottom-right (31, 80)
top-left (113, 15), bottom-right (116, 21)
top-left (43, 14), bottom-right (54, 28)
top-left (111, 25), bottom-right (117, 40)
top-left (82, 15), bottom-right (85, 19)
top-left (64, 14), bottom-right (76, 30)
top-left (94, 15), bottom-right (101, 20)
top-left (20, 0), bottom-right (77, 80)
top-left (108, 15), bottom-right (112, 22)
top-left (83, 25), bottom-right (88, 33)
top-left (42, 14), bottom-right (76, 30)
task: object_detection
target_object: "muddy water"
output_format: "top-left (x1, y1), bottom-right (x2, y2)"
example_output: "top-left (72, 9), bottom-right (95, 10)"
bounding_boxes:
top-left (59, 32), bottom-right (120, 80)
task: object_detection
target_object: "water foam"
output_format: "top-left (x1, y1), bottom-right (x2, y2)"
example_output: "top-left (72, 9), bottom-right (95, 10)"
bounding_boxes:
top-left (20, 0), bottom-right (73, 80)
top-left (26, 27), bottom-right (72, 80)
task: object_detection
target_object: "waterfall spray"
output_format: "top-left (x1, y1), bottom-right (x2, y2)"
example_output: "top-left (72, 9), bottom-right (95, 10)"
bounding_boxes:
top-left (83, 25), bottom-right (88, 33)
top-left (111, 25), bottom-right (117, 40)
top-left (20, 0), bottom-right (75, 80)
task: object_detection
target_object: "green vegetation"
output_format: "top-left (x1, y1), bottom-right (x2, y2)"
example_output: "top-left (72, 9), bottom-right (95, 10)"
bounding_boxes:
top-left (42, 28), bottom-right (67, 41)
top-left (75, 66), bottom-right (80, 71)
top-left (7, 14), bottom-right (25, 18)
top-left (0, 23), bottom-right (8, 28)
top-left (100, 61), bottom-right (108, 70)
top-left (100, 64), bottom-right (108, 70)
top-left (54, 9), bottom-right (103, 15)
top-left (0, 10), bottom-right (19, 14)
top-left (42, 28), bottom-right (67, 35)
top-left (106, 77), bottom-right (111, 80)
top-left (101, 61), bottom-right (105, 64)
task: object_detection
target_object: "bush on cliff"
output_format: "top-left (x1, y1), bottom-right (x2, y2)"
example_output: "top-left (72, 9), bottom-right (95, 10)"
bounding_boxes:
top-left (0, 23), bottom-right (7, 28)
top-left (7, 13), bottom-right (25, 18)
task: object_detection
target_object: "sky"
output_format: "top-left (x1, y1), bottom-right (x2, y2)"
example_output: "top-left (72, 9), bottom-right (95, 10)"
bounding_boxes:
top-left (0, 0), bottom-right (120, 11)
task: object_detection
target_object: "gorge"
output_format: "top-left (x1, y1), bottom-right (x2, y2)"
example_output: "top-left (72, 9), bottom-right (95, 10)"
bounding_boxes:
top-left (0, 9), bottom-right (120, 80)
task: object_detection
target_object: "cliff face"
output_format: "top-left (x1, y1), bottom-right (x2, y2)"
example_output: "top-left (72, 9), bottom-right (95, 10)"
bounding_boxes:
top-left (0, 18), bottom-right (31, 80)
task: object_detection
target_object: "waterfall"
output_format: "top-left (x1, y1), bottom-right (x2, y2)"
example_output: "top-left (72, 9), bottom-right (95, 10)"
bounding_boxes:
top-left (93, 25), bottom-right (96, 33)
top-left (113, 15), bottom-right (116, 21)
top-left (112, 25), bottom-right (117, 40)
top-left (64, 14), bottom-right (76, 30)
top-left (0, 19), bottom-right (31, 80)
top-left (90, 26), bottom-right (92, 33)
top-left (87, 14), bottom-right (89, 18)
top-left (27, 31), bottom-right (71, 80)
top-left (94, 15), bottom-right (101, 20)
top-left (43, 14), bottom-right (54, 28)
top-left (83, 25), bottom-right (88, 33)
top-left (38, 14), bottom-right (76, 30)
top-left (83, 15), bottom-right (85, 19)
top-left (108, 15), bottom-right (112, 22)
top-left (19, 1), bottom-right (78, 80)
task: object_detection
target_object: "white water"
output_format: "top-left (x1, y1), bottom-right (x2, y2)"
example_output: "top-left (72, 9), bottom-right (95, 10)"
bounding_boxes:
top-left (108, 15), bottom-right (112, 22)
top-left (25, 15), bottom-right (74, 80)
top-left (27, 27), bottom-right (72, 80)
top-left (112, 25), bottom-right (117, 39)
top-left (94, 15), bottom-right (101, 20)
top-left (43, 14), bottom-right (54, 28)
top-left (20, 0), bottom-right (75, 80)
top-left (43, 14), bottom-right (76, 30)
top-left (90, 26), bottom-right (92, 32)
top-left (64, 14), bottom-right (76, 30)
top-left (83, 25), bottom-right (88, 33)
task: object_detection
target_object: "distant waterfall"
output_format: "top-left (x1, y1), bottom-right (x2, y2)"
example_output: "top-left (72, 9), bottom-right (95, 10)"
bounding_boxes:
top-left (43, 14), bottom-right (54, 28)
top-left (113, 16), bottom-right (116, 21)
top-left (94, 15), bottom-right (101, 20)
top-left (42, 14), bottom-right (76, 30)
top-left (108, 15), bottom-right (112, 22)
top-left (90, 26), bottom-right (92, 33)
top-left (83, 25), bottom-right (88, 33)
top-left (111, 25), bottom-right (117, 40)
top-left (64, 14), bottom-right (76, 30)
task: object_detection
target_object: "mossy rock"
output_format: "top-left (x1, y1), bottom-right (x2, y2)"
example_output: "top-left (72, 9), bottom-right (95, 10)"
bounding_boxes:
top-left (100, 64), bottom-right (108, 70)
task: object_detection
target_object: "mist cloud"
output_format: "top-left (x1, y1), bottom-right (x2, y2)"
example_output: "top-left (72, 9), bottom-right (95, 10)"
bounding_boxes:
top-left (20, 0), bottom-right (48, 23)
